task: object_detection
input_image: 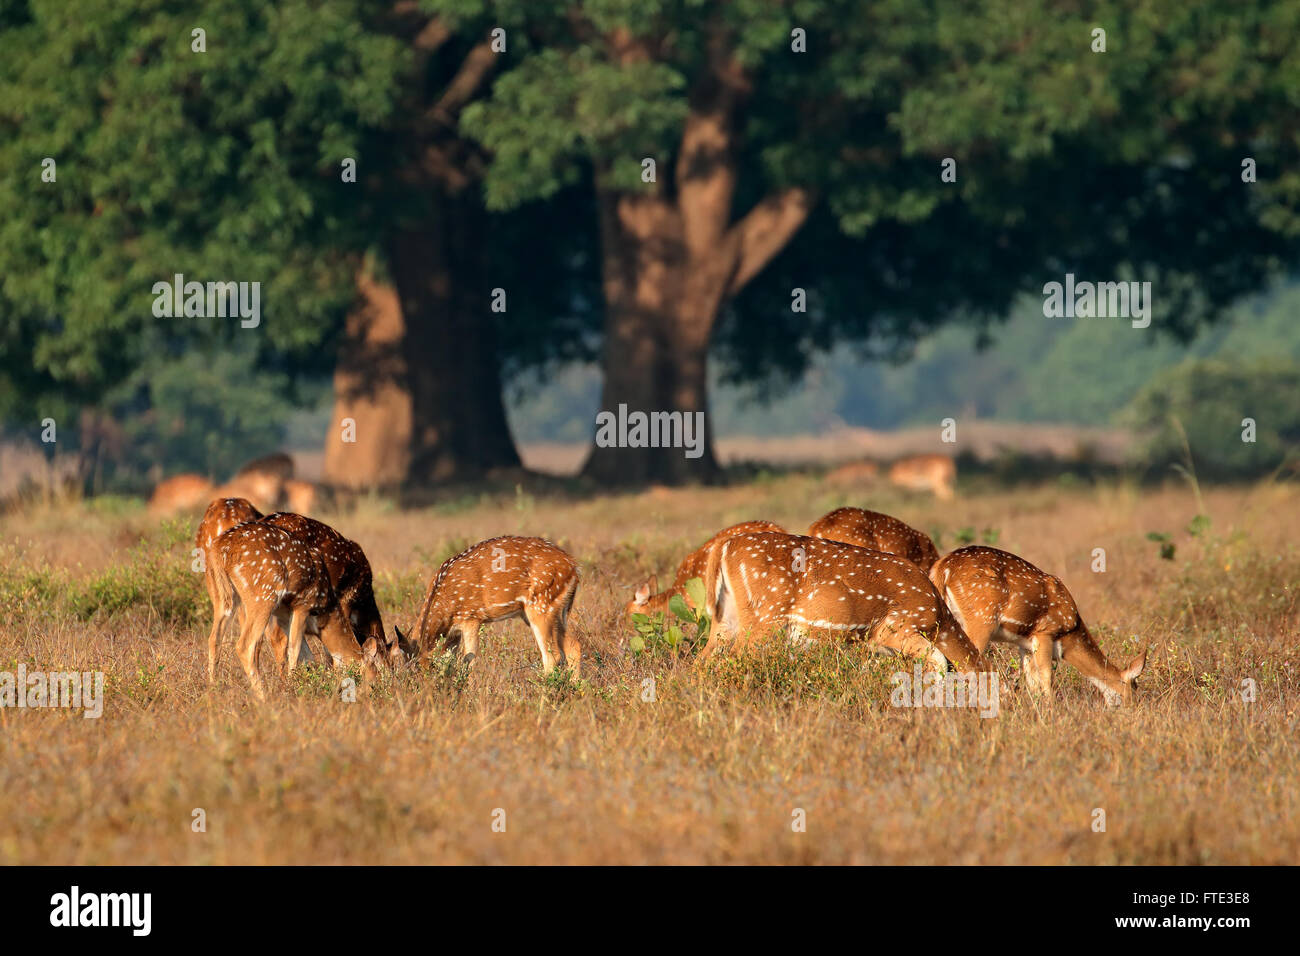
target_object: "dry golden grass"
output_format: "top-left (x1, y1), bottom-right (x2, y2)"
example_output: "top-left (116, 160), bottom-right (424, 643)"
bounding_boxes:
top-left (0, 474), bottom-right (1297, 864)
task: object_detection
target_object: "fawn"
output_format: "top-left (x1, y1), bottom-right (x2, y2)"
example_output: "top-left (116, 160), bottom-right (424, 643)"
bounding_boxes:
top-left (702, 531), bottom-right (988, 672)
top-left (808, 507), bottom-right (941, 573)
top-left (398, 536), bottom-right (580, 676)
top-left (208, 520), bottom-right (382, 699)
top-left (929, 546), bottom-right (1146, 704)
top-left (626, 520), bottom-right (784, 619)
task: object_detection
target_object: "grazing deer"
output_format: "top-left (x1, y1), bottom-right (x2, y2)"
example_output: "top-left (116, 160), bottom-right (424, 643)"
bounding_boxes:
top-left (398, 536), bottom-right (580, 676)
top-left (260, 511), bottom-right (412, 666)
top-left (626, 520), bottom-right (784, 619)
top-left (808, 507), bottom-right (941, 573)
top-left (149, 473), bottom-right (215, 516)
top-left (209, 521), bottom-right (382, 699)
top-left (888, 455), bottom-right (956, 500)
top-left (929, 546), bottom-right (1147, 705)
top-left (702, 531), bottom-right (988, 672)
top-left (197, 497), bottom-right (318, 679)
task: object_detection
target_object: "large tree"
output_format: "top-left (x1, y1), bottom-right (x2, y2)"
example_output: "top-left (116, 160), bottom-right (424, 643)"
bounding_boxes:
top-left (0, 0), bottom-right (400, 472)
top-left (462, 0), bottom-right (1300, 484)
top-left (0, 0), bottom-right (592, 489)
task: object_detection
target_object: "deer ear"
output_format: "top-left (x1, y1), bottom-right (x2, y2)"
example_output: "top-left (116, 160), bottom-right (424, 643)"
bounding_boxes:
top-left (634, 576), bottom-right (656, 604)
top-left (1122, 648), bottom-right (1147, 683)
top-left (393, 625), bottom-right (418, 657)
top-left (361, 636), bottom-right (381, 662)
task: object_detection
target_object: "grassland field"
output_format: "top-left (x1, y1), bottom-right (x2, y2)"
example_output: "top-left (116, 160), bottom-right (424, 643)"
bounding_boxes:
top-left (0, 473), bottom-right (1296, 864)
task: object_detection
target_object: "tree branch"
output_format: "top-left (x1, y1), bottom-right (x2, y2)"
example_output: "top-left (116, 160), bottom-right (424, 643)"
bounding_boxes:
top-left (420, 41), bottom-right (498, 134)
top-left (725, 188), bottom-right (816, 296)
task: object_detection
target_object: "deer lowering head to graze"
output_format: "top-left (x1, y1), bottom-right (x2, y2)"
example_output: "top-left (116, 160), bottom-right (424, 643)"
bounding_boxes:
top-left (209, 521), bottom-right (382, 700)
top-left (888, 455), bottom-right (956, 500)
top-left (929, 546), bottom-right (1146, 705)
top-left (399, 536), bottom-right (580, 677)
top-left (702, 531), bottom-right (988, 672)
top-left (260, 511), bottom-right (412, 665)
top-left (808, 507), bottom-right (941, 573)
top-left (626, 520), bottom-right (784, 620)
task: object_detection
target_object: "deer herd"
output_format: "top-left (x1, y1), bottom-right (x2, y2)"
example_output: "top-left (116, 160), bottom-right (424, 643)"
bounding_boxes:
top-left (200, 492), bottom-right (1146, 707)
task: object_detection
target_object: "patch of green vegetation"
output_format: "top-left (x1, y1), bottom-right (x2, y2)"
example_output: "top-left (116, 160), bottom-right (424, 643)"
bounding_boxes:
top-left (629, 577), bottom-right (709, 657)
top-left (704, 637), bottom-right (896, 705)
top-left (0, 541), bottom-right (204, 626)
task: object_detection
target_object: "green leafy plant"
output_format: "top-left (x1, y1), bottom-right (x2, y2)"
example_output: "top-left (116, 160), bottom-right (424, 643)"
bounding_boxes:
top-left (629, 577), bottom-right (710, 656)
top-left (1146, 531), bottom-right (1177, 561)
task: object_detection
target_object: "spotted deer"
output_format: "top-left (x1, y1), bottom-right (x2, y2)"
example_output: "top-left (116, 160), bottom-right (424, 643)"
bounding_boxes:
top-left (209, 521), bottom-right (383, 699)
top-left (398, 536), bottom-right (580, 676)
top-left (888, 455), bottom-right (956, 500)
top-left (808, 507), bottom-right (941, 573)
top-left (260, 511), bottom-right (413, 666)
top-left (929, 546), bottom-right (1146, 705)
top-left (702, 531), bottom-right (988, 672)
top-left (626, 520), bottom-right (784, 620)
top-left (197, 497), bottom-right (317, 678)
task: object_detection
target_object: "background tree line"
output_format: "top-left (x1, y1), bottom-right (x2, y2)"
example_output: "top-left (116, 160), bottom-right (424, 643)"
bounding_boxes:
top-left (2, 0), bottom-right (1298, 490)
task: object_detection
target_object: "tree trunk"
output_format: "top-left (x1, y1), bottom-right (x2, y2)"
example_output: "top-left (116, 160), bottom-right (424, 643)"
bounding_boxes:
top-left (323, 272), bottom-right (412, 489)
top-left (582, 194), bottom-right (728, 485)
top-left (389, 188), bottom-right (519, 485)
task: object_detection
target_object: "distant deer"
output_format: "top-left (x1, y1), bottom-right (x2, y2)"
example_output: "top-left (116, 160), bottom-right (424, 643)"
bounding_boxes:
top-left (626, 520), bottom-right (784, 620)
top-left (260, 511), bottom-right (412, 666)
top-left (398, 536), bottom-right (580, 676)
top-left (149, 474), bottom-right (215, 516)
top-left (702, 531), bottom-right (988, 672)
top-left (208, 521), bottom-right (383, 699)
top-left (888, 455), bottom-right (956, 500)
top-left (212, 451), bottom-right (296, 513)
top-left (929, 546), bottom-right (1146, 705)
top-left (808, 507), bottom-right (941, 573)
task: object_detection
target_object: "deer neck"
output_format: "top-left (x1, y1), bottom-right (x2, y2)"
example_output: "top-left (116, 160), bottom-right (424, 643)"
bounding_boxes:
top-left (414, 591), bottom-right (452, 647)
top-left (1060, 626), bottom-right (1126, 698)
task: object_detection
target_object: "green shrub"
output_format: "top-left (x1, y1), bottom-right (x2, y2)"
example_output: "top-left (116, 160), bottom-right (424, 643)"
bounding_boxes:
top-left (1124, 358), bottom-right (1300, 478)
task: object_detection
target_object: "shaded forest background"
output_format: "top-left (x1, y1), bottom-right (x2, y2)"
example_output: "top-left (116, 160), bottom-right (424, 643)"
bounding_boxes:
top-left (3, 0), bottom-right (1300, 492)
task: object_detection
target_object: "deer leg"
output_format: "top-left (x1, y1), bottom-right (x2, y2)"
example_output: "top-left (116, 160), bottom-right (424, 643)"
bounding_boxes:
top-left (557, 612), bottom-right (581, 679)
top-left (206, 588), bottom-right (230, 684)
top-left (952, 606), bottom-right (997, 656)
top-left (284, 609), bottom-right (308, 674)
top-left (525, 607), bottom-right (560, 674)
top-left (236, 605), bottom-right (273, 702)
top-left (457, 622), bottom-right (481, 667)
top-left (1024, 628), bottom-right (1056, 697)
